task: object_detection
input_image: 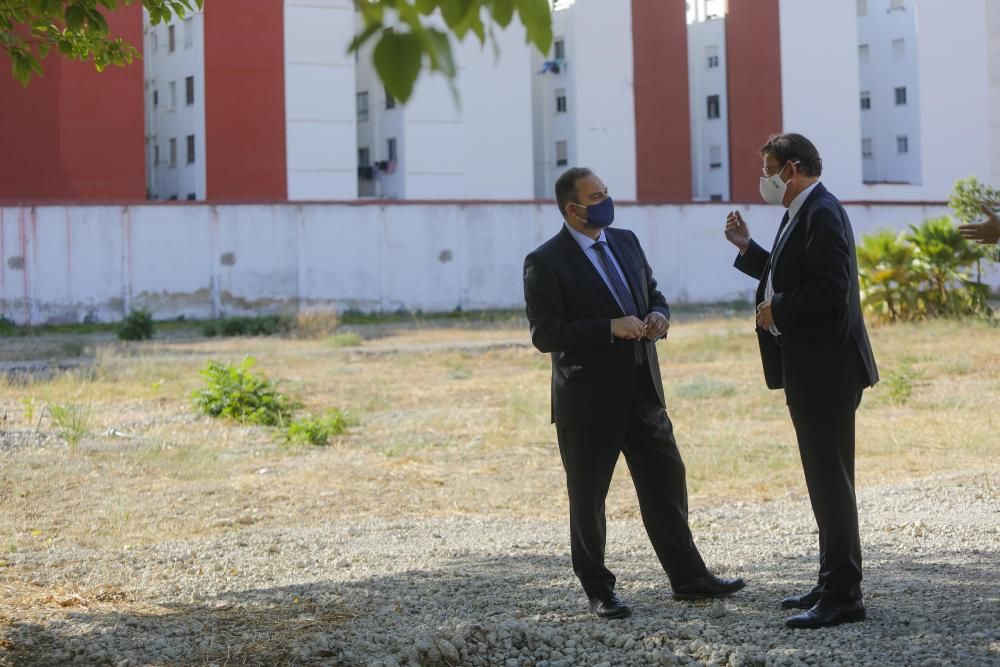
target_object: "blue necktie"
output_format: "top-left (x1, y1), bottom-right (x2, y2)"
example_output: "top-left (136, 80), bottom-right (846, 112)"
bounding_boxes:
top-left (592, 241), bottom-right (645, 364)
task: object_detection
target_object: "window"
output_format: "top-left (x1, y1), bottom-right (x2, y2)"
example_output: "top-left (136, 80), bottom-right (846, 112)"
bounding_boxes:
top-left (356, 92), bottom-right (369, 122)
top-left (151, 32), bottom-right (158, 53)
top-left (186, 135), bottom-right (195, 164)
top-left (153, 89), bottom-right (159, 108)
top-left (186, 193), bottom-right (196, 200)
top-left (858, 43), bottom-right (870, 65)
top-left (709, 194), bottom-right (723, 202)
top-left (554, 38), bottom-right (565, 60)
top-left (897, 135), bottom-right (909, 154)
top-left (385, 85), bottom-right (396, 110)
top-left (154, 144), bottom-right (160, 165)
top-left (168, 25), bottom-right (175, 52)
top-left (895, 86), bottom-right (907, 105)
top-left (168, 138), bottom-right (177, 167)
top-left (862, 138), bottom-right (873, 159)
top-left (860, 91), bottom-right (871, 110)
top-left (892, 38), bottom-right (905, 60)
top-left (857, 0), bottom-right (867, 15)
top-left (387, 137), bottom-right (397, 162)
top-left (358, 147), bottom-right (370, 167)
top-left (706, 45), bottom-right (719, 69)
top-left (168, 81), bottom-right (176, 109)
top-left (709, 145), bottom-right (722, 169)
top-left (890, 0), bottom-right (904, 9)
top-left (185, 76), bottom-right (194, 106)
top-left (555, 88), bottom-right (567, 113)
top-left (184, 18), bottom-right (193, 48)
top-left (707, 95), bottom-right (720, 119)
top-left (555, 140), bottom-right (568, 167)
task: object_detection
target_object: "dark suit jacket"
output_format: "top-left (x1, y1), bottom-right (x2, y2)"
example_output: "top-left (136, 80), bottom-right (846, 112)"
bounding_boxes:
top-left (734, 183), bottom-right (879, 406)
top-left (524, 225), bottom-right (670, 428)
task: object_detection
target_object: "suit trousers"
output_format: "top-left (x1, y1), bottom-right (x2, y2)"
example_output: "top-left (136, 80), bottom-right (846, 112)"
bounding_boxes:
top-left (788, 392), bottom-right (864, 603)
top-left (555, 362), bottom-right (708, 600)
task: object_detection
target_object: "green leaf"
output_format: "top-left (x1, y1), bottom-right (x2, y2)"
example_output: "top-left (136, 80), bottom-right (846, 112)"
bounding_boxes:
top-left (425, 27), bottom-right (455, 77)
top-left (514, 0), bottom-right (552, 53)
top-left (490, 0), bottom-right (515, 28)
top-left (441, 0), bottom-right (476, 36)
top-left (64, 4), bottom-right (86, 31)
top-left (373, 29), bottom-right (423, 104)
top-left (415, 0), bottom-right (438, 15)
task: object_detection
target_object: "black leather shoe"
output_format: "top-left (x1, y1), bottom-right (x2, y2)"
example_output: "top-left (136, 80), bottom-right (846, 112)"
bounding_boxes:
top-left (672, 574), bottom-right (746, 601)
top-left (785, 600), bottom-right (865, 629)
top-left (780, 590), bottom-right (821, 610)
top-left (588, 593), bottom-right (632, 619)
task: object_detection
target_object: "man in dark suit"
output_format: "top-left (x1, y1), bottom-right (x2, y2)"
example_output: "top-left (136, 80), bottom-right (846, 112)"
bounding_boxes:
top-left (724, 133), bottom-right (879, 628)
top-left (523, 167), bottom-right (744, 620)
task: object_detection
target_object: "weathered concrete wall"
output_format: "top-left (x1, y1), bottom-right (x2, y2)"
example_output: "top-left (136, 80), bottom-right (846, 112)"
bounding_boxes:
top-left (0, 200), bottom-right (992, 326)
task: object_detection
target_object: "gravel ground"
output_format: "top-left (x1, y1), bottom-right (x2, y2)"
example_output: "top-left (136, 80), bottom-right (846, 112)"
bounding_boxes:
top-left (1, 473), bottom-right (997, 666)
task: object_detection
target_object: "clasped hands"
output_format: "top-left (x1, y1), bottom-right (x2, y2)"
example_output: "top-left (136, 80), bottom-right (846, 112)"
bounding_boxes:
top-left (612, 312), bottom-right (669, 340)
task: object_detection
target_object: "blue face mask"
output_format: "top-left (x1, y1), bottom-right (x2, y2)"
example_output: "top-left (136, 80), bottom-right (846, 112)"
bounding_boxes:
top-left (571, 196), bottom-right (615, 229)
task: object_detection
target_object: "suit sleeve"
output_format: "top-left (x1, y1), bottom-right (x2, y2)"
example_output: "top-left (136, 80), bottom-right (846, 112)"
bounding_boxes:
top-left (733, 239), bottom-right (770, 280)
top-left (523, 251), bottom-right (614, 354)
top-left (770, 206), bottom-right (852, 333)
top-left (632, 231), bottom-right (670, 320)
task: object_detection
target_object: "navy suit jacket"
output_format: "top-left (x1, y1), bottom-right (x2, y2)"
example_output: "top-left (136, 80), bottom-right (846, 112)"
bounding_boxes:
top-left (734, 183), bottom-right (879, 405)
top-left (523, 225), bottom-right (669, 427)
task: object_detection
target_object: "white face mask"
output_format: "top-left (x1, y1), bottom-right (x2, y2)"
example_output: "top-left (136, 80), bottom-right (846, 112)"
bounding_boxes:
top-left (758, 161), bottom-right (798, 206)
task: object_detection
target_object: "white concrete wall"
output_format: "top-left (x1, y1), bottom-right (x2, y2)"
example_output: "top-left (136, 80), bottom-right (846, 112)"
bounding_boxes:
top-left (145, 10), bottom-right (207, 200)
top-left (3, 200), bottom-right (993, 326)
top-left (778, 0), bottom-right (866, 201)
top-left (687, 17), bottom-right (729, 201)
top-left (284, 0), bottom-right (358, 200)
top-left (857, 0), bottom-right (922, 185)
top-left (990, 0), bottom-right (1000, 186)
top-left (569, 0), bottom-right (637, 200)
top-left (913, 0), bottom-right (992, 198)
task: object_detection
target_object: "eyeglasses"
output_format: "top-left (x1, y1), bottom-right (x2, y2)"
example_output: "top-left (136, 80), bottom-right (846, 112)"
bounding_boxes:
top-left (761, 160), bottom-right (800, 178)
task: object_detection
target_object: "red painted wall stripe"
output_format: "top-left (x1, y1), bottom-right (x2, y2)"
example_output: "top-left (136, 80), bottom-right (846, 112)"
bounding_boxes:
top-left (0, 4), bottom-right (145, 203)
top-left (203, 0), bottom-right (287, 201)
top-left (632, 0), bottom-right (692, 203)
top-left (725, 0), bottom-right (783, 203)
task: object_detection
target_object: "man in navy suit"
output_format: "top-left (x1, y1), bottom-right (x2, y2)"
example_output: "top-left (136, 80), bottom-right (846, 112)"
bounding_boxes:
top-left (725, 133), bottom-right (879, 628)
top-left (523, 167), bottom-right (744, 619)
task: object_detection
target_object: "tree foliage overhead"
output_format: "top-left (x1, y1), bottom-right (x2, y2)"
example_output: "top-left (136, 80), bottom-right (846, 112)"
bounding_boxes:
top-left (351, 0), bottom-right (553, 104)
top-left (3, 0), bottom-right (555, 103)
top-left (1, 0), bottom-right (202, 85)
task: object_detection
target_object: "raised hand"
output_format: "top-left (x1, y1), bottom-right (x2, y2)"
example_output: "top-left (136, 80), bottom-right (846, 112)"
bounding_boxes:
top-left (725, 210), bottom-right (751, 252)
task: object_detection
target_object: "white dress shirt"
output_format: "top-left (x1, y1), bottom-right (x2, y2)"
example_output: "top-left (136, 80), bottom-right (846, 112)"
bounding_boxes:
top-left (760, 181), bottom-right (820, 336)
top-left (564, 223), bottom-right (631, 314)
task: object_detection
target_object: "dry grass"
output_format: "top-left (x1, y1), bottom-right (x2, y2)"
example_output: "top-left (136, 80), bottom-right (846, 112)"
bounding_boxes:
top-left (0, 317), bottom-right (997, 557)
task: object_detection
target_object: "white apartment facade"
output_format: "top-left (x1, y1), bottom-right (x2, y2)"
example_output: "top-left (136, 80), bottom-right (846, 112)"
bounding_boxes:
top-left (354, 14), bottom-right (535, 200)
top-left (531, 0), bottom-right (638, 201)
top-left (687, 10), bottom-right (729, 201)
top-left (144, 10), bottom-right (206, 200)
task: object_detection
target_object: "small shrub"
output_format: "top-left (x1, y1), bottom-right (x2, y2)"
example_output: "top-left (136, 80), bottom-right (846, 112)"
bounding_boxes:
top-left (858, 230), bottom-right (917, 323)
top-left (118, 309), bottom-right (154, 341)
top-left (285, 409), bottom-right (357, 446)
top-left (294, 309), bottom-right (340, 339)
top-left (883, 364), bottom-right (922, 405)
top-left (201, 315), bottom-right (292, 338)
top-left (0, 315), bottom-right (15, 334)
top-left (192, 357), bottom-right (301, 426)
top-left (20, 397), bottom-right (37, 427)
top-left (47, 403), bottom-right (91, 445)
top-left (325, 332), bottom-right (363, 348)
